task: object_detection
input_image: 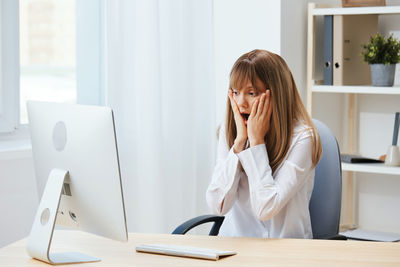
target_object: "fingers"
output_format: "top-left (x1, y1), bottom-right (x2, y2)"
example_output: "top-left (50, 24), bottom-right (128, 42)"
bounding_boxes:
top-left (228, 90), bottom-right (240, 116)
top-left (250, 98), bottom-right (259, 118)
top-left (257, 93), bottom-right (265, 115)
top-left (228, 90), bottom-right (244, 125)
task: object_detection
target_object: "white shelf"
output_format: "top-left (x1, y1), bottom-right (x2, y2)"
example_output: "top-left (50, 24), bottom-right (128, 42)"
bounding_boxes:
top-left (312, 85), bottom-right (400, 95)
top-left (342, 163), bottom-right (400, 175)
top-left (313, 6), bottom-right (400, 16)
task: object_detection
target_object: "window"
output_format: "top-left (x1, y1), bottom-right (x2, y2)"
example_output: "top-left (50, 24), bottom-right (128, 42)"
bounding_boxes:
top-left (19, 0), bottom-right (77, 124)
top-left (0, 0), bottom-right (19, 133)
top-left (0, 0), bottom-right (104, 135)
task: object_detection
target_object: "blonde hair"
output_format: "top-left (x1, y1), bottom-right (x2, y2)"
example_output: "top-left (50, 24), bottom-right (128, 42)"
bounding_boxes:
top-left (225, 49), bottom-right (321, 173)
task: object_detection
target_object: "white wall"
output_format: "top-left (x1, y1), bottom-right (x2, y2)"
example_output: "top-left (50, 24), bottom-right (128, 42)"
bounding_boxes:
top-left (281, 0), bottom-right (309, 101)
top-left (0, 154), bottom-right (37, 248)
top-left (213, 0), bottom-right (281, 126)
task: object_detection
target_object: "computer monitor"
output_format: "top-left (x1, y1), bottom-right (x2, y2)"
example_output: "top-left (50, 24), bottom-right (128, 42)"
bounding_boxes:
top-left (26, 101), bottom-right (128, 265)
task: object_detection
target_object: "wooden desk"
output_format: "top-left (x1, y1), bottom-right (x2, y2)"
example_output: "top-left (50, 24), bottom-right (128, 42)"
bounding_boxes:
top-left (1, 230), bottom-right (400, 266)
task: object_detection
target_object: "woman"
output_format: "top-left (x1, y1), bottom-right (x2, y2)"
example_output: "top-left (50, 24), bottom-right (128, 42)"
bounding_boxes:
top-left (206, 49), bottom-right (322, 238)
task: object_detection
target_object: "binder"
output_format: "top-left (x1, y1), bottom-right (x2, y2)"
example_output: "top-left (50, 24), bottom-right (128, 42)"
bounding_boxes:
top-left (323, 15), bottom-right (333, 85)
top-left (333, 15), bottom-right (378, 85)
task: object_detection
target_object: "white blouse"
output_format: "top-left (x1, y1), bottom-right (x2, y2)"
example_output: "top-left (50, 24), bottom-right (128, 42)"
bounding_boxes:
top-left (206, 123), bottom-right (315, 239)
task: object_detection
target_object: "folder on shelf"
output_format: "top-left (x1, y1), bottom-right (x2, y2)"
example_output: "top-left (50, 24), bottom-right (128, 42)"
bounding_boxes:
top-left (323, 15), bottom-right (333, 85)
top-left (340, 153), bottom-right (383, 164)
top-left (333, 15), bottom-right (378, 85)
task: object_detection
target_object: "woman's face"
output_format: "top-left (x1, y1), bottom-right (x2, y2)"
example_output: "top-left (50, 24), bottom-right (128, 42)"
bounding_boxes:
top-left (231, 78), bottom-right (267, 125)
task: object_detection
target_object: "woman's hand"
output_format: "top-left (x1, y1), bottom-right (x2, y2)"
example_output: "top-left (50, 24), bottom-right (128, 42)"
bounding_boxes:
top-left (247, 90), bottom-right (273, 147)
top-left (228, 90), bottom-right (247, 153)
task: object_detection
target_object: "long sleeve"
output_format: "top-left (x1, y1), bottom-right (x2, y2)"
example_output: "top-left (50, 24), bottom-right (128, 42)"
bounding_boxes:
top-left (206, 125), bottom-right (242, 215)
top-left (237, 129), bottom-right (314, 221)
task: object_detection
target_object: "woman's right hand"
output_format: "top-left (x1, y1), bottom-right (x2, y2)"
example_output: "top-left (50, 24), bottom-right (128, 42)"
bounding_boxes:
top-left (228, 90), bottom-right (247, 153)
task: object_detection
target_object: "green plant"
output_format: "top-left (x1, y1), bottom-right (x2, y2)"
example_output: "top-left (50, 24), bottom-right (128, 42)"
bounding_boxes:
top-left (361, 33), bottom-right (400, 65)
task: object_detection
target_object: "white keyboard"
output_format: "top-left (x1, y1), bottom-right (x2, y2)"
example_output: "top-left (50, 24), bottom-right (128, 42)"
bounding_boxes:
top-left (135, 243), bottom-right (236, 260)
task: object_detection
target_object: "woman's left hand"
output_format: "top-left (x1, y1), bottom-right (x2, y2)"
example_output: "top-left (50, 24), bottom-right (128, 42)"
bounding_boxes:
top-left (247, 90), bottom-right (273, 147)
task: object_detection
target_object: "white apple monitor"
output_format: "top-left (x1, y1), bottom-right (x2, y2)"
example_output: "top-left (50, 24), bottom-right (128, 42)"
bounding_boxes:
top-left (26, 101), bottom-right (128, 265)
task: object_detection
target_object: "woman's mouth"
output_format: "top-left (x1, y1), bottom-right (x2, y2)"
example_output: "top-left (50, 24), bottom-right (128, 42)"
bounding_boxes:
top-left (241, 113), bottom-right (249, 125)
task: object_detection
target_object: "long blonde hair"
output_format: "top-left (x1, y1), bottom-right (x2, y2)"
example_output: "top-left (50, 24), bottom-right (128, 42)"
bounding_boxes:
top-left (225, 49), bottom-right (321, 173)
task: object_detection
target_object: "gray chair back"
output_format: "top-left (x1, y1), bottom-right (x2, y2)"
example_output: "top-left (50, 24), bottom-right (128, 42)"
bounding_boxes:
top-left (309, 119), bottom-right (342, 239)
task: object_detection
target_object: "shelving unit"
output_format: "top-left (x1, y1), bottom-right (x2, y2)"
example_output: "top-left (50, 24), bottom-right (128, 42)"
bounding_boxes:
top-left (312, 85), bottom-right (400, 95)
top-left (342, 163), bottom-right (400, 176)
top-left (307, 3), bottom-right (400, 232)
top-left (312, 6), bottom-right (400, 15)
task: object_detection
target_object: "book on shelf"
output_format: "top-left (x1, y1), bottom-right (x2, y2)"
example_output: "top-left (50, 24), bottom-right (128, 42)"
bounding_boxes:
top-left (323, 15), bottom-right (333, 85)
top-left (332, 14), bottom-right (378, 85)
top-left (341, 153), bottom-right (384, 163)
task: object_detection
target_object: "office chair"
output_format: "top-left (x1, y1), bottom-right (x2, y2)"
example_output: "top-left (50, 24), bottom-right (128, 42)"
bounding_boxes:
top-left (172, 119), bottom-right (346, 240)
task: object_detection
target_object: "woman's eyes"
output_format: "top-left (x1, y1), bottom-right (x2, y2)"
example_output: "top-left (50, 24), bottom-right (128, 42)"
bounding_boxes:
top-left (249, 92), bottom-right (258, 97)
top-left (231, 90), bottom-right (258, 97)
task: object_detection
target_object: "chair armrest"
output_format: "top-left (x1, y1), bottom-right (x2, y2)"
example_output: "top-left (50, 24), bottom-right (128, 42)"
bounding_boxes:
top-left (324, 234), bottom-right (347, 240)
top-left (172, 215), bottom-right (225, 236)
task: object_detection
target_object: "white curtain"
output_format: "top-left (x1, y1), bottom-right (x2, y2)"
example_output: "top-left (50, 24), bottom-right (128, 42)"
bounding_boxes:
top-left (104, 0), bottom-right (216, 233)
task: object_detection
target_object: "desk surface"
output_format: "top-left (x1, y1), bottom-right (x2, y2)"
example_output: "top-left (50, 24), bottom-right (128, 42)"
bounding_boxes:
top-left (1, 230), bottom-right (400, 266)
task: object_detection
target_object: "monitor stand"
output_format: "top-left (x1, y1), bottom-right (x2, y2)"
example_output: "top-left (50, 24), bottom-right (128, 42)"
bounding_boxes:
top-left (26, 169), bottom-right (100, 265)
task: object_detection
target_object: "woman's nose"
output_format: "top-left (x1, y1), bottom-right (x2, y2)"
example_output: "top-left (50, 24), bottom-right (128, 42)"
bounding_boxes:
top-left (236, 95), bottom-right (248, 108)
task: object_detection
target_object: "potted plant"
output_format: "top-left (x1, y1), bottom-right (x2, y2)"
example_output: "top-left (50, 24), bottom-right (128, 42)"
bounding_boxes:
top-left (361, 33), bottom-right (400, 86)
